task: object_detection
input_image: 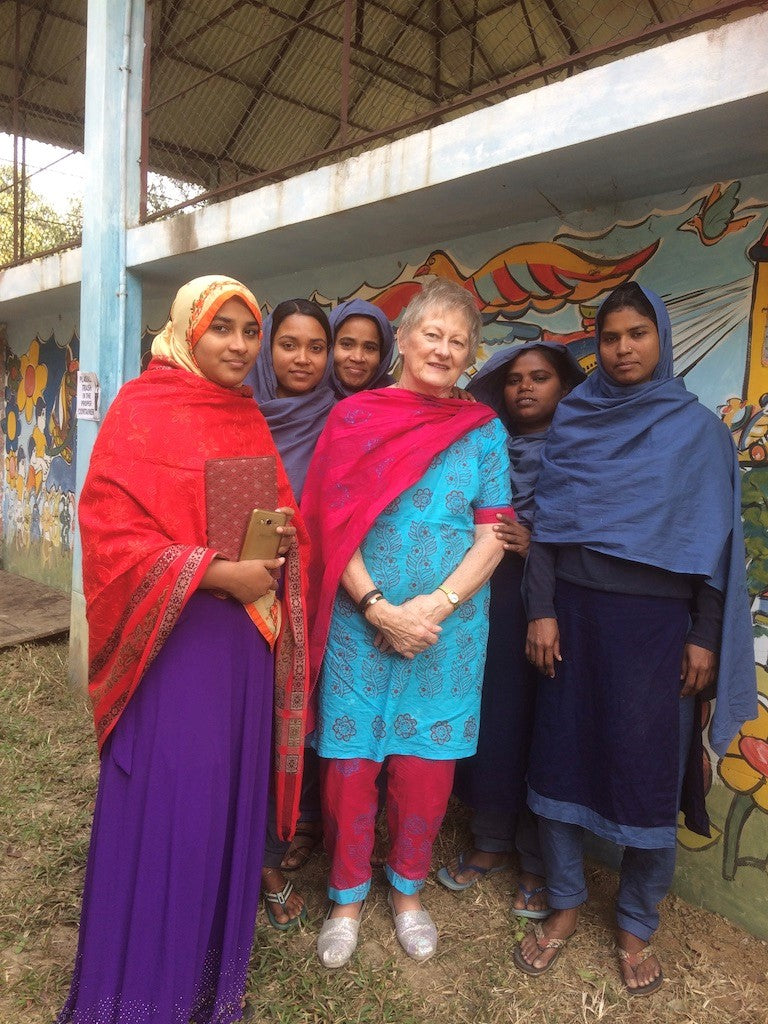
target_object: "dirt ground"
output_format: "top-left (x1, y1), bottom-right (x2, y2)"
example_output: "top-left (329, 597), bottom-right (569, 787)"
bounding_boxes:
top-left (2, 639), bottom-right (767, 1024)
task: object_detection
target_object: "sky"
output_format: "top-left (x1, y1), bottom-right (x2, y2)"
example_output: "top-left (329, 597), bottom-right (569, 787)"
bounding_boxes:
top-left (0, 132), bottom-right (202, 220)
top-left (0, 132), bottom-right (86, 216)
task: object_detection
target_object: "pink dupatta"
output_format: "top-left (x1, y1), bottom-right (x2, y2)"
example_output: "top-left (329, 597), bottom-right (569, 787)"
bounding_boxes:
top-left (300, 387), bottom-right (497, 699)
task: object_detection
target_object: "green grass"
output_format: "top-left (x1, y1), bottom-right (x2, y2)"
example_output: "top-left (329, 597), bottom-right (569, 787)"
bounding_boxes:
top-left (2, 639), bottom-right (767, 1024)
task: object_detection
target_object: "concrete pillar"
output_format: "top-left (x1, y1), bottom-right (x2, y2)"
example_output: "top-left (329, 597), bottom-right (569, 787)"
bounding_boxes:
top-left (69, 0), bottom-right (145, 687)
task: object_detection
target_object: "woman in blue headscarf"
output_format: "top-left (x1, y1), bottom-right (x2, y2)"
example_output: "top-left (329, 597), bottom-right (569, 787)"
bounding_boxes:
top-left (515, 283), bottom-right (756, 995)
top-left (245, 297), bottom-right (333, 927)
top-left (438, 341), bottom-right (584, 917)
top-left (329, 298), bottom-right (396, 397)
top-left (246, 298), bottom-right (335, 501)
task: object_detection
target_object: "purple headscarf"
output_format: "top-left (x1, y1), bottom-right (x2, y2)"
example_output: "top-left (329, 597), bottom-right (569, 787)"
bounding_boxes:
top-left (245, 309), bottom-right (336, 500)
top-left (328, 299), bottom-right (396, 398)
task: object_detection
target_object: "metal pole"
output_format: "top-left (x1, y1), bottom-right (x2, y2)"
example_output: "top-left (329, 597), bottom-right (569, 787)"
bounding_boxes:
top-left (19, 131), bottom-right (26, 261)
top-left (340, 0), bottom-right (353, 145)
top-left (139, 0), bottom-right (152, 221)
top-left (12, 0), bottom-right (21, 262)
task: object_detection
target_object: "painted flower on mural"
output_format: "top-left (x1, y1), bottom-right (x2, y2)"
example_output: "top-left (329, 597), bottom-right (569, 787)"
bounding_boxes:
top-left (17, 340), bottom-right (48, 423)
top-left (717, 668), bottom-right (768, 880)
top-left (5, 350), bottom-right (22, 397)
top-left (719, 695), bottom-right (768, 811)
top-left (5, 452), bottom-right (19, 494)
top-left (1, 398), bottom-right (20, 452)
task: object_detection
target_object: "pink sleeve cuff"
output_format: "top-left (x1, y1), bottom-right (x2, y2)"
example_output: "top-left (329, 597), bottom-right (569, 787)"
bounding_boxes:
top-left (474, 506), bottom-right (516, 525)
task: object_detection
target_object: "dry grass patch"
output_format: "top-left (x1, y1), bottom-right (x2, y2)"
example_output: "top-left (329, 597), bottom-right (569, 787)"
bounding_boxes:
top-left (2, 639), bottom-right (767, 1023)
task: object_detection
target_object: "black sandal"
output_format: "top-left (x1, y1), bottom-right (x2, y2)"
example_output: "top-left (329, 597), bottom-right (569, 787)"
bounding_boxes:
top-left (262, 870), bottom-right (308, 931)
top-left (618, 944), bottom-right (664, 996)
top-left (279, 821), bottom-right (323, 872)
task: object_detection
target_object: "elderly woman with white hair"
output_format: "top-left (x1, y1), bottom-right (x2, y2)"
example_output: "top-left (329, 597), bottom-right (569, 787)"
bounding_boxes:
top-left (301, 279), bottom-right (514, 967)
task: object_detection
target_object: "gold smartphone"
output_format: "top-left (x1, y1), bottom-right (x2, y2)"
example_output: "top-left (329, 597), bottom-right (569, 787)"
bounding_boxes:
top-left (239, 508), bottom-right (288, 561)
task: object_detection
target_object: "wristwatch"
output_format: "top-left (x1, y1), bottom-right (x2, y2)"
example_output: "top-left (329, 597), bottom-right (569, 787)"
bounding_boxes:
top-left (437, 584), bottom-right (460, 610)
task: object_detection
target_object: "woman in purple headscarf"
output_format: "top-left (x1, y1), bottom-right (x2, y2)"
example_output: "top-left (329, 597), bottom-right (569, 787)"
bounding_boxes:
top-left (245, 297), bottom-right (333, 928)
top-left (250, 297), bottom-right (399, 924)
top-left (329, 299), bottom-right (396, 397)
top-left (246, 298), bottom-right (335, 502)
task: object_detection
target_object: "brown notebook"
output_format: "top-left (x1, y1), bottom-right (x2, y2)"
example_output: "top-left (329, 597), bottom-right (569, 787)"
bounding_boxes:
top-left (204, 456), bottom-right (279, 561)
top-left (204, 455), bottom-right (282, 640)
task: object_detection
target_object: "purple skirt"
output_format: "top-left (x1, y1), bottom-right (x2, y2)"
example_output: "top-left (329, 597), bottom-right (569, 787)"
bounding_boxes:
top-left (57, 592), bottom-right (273, 1024)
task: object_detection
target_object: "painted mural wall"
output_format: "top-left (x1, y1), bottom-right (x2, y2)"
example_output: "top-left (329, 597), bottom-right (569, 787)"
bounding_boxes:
top-left (238, 172), bottom-right (768, 939)
top-left (1, 329), bottom-right (79, 590)
top-left (2, 171), bottom-right (767, 935)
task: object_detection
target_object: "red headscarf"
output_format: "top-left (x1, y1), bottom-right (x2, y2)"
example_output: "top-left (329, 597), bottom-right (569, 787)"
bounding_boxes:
top-left (300, 387), bottom-right (497, 699)
top-left (79, 276), bottom-right (310, 838)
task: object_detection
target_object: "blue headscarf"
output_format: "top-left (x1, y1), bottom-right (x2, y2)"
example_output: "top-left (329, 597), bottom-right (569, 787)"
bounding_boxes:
top-left (245, 311), bottom-right (336, 500)
top-left (468, 341), bottom-right (585, 527)
top-left (533, 285), bottom-right (756, 754)
top-left (328, 299), bottom-right (396, 397)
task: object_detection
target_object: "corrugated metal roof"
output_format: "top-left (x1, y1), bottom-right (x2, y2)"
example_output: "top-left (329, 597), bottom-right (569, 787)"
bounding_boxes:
top-left (0, 0), bottom-right (761, 220)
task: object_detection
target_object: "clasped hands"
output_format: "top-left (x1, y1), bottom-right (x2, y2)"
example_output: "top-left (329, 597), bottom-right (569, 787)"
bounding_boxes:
top-left (365, 592), bottom-right (450, 659)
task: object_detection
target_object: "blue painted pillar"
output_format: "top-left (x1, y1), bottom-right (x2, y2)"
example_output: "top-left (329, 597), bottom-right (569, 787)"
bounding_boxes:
top-left (69, 0), bottom-right (145, 686)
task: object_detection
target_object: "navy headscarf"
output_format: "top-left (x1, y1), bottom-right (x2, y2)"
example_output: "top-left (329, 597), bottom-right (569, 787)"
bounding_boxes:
top-left (245, 309), bottom-right (336, 500)
top-left (533, 285), bottom-right (756, 755)
top-left (328, 299), bottom-right (396, 398)
top-left (468, 341), bottom-right (585, 527)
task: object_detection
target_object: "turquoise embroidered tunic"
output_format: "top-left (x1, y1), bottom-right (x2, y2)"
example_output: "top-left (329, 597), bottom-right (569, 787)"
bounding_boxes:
top-left (315, 419), bottom-right (512, 761)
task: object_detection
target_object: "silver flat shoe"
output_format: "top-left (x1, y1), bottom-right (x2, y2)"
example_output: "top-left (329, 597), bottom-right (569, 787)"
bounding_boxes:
top-left (388, 890), bottom-right (437, 963)
top-left (317, 903), bottom-right (364, 968)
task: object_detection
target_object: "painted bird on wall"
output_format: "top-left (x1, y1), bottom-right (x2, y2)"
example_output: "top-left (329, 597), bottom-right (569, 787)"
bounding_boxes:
top-left (415, 240), bottom-right (660, 316)
top-left (679, 182), bottom-right (756, 246)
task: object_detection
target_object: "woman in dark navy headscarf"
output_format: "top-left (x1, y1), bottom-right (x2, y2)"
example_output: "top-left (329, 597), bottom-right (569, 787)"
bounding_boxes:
top-left (516, 283), bottom-right (756, 994)
top-left (437, 341), bottom-right (584, 916)
top-left (329, 298), bottom-right (396, 397)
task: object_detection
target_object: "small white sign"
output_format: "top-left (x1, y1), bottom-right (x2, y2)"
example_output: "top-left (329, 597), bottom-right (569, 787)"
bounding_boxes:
top-left (76, 371), bottom-right (101, 421)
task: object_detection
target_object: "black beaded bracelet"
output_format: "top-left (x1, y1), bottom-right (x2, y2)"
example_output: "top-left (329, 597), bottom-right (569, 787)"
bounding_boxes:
top-left (357, 588), bottom-right (383, 613)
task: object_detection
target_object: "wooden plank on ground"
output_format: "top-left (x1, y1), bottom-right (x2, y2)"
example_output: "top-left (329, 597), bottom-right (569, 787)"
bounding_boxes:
top-left (0, 570), bottom-right (71, 650)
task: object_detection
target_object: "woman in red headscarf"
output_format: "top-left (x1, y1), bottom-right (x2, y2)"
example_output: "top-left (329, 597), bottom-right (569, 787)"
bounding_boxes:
top-left (57, 276), bottom-right (310, 1024)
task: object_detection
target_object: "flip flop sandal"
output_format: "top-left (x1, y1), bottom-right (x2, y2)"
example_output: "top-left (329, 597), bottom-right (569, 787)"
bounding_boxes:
top-left (280, 822), bottom-right (323, 872)
top-left (513, 921), bottom-right (573, 976)
top-left (436, 850), bottom-right (512, 892)
top-left (618, 944), bottom-right (664, 997)
top-left (263, 877), bottom-right (308, 931)
top-left (513, 883), bottom-right (553, 920)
